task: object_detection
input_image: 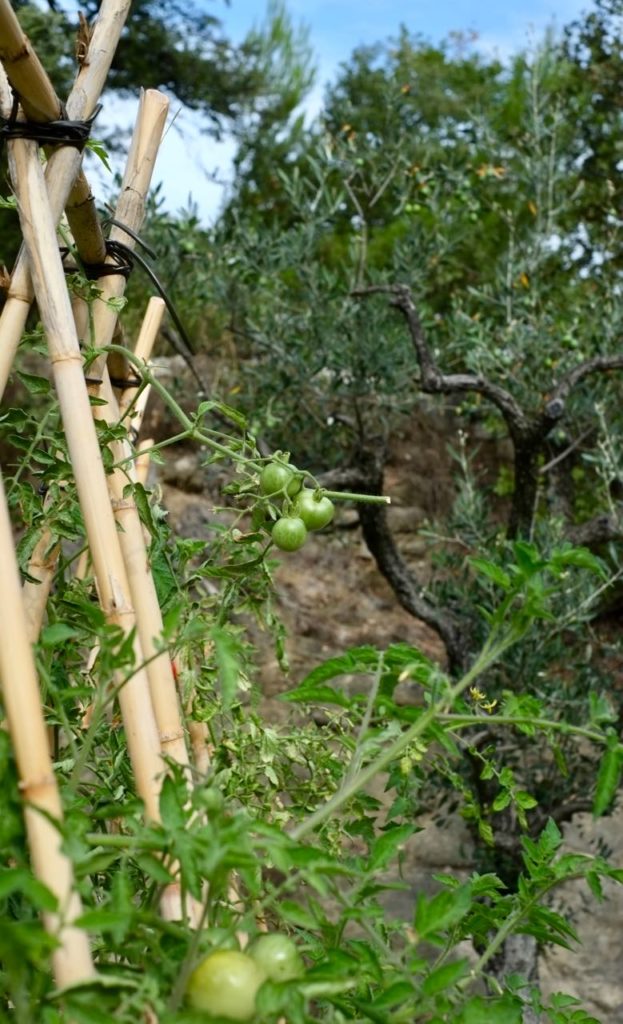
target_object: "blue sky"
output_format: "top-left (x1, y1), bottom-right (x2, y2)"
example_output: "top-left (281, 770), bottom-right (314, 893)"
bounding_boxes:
top-left (90, 0), bottom-right (592, 223)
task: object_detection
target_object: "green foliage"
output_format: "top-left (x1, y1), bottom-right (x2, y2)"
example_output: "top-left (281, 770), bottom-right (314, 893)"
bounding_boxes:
top-left (2, 2), bottom-right (623, 1021)
top-left (2, 320), bottom-right (621, 1021)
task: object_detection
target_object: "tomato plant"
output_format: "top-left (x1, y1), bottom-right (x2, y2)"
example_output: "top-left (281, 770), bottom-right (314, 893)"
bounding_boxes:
top-left (293, 488), bottom-right (335, 530)
top-left (271, 516), bottom-right (307, 551)
top-left (248, 933), bottom-right (304, 982)
top-left (185, 950), bottom-right (266, 1021)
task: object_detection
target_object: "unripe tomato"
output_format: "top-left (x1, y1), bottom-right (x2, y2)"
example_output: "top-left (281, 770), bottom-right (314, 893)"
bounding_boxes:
top-left (271, 517), bottom-right (307, 552)
top-left (185, 950), bottom-right (266, 1021)
top-left (259, 463), bottom-right (302, 498)
top-left (201, 786), bottom-right (224, 814)
top-left (293, 489), bottom-right (335, 531)
top-left (248, 933), bottom-right (304, 982)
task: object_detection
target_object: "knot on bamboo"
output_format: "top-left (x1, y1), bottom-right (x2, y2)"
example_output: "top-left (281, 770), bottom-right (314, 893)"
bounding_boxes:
top-left (18, 772), bottom-right (57, 794)
top-left (160, 729), bottom-right (187, 745)
top-left (49, 351), bottom-right (86, 367)
top-left (111, 497), bottom-right (136, 514)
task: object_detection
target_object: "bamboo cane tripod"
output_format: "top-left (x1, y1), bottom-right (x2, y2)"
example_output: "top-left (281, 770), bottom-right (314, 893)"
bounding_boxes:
top-left (0, 0), bottom-right (210, 984)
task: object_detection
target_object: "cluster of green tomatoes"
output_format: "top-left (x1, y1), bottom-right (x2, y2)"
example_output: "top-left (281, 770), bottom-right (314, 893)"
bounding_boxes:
top-left (186, 933), bottom-right (304, 1021)
top-left (258, 459), bottom-right (335, 552)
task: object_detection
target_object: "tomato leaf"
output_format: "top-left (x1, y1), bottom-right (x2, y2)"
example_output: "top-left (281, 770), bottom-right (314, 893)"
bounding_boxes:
top-left (593, 734), bottom-right (623, 816)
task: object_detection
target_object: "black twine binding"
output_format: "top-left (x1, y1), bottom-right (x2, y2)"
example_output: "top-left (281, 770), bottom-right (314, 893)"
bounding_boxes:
top-left (0, 93), bottom-right (102, 151)
top-left (61, 218), bottom-right (206, 393)
top-left (60, 240), bottom-right (134, 280)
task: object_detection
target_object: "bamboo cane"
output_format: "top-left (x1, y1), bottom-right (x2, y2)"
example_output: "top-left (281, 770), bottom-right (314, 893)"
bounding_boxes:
top-left (73, 92), bottom-right (192, 774)
top-left (8, 138), bottom-right (164, 823)
top-left (22, 525), bottom-right (60, 643)
top-left (0, 469), bottom-right (94, 986)
top-left (118, 296), bottom-right (165, 421)
top-left (135, 438), bottom-right (155, 486)
top-left (21, 297), bottom-right (164, 645)
top-left (0, 0), bottom-right (131, 398)
top-left (0, 0), bottom-right (105, 264)
top-left (85, 89), bottom-right (169, 385)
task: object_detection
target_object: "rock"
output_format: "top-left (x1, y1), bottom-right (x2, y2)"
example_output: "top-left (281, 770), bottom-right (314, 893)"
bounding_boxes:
top-left (387, 505), bottom-right (426, 533)
top-left (163, 451), bottom-right (206, 492)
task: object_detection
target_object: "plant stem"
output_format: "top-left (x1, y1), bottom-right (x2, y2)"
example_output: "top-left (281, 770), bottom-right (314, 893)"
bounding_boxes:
top-left (167, 893), bottom-right (212, 1012)
top-left (340, 652), bottom-right (385, 792)
top-left (290, 631), bottom-right (509, 840)
top-left (106, 346), bottom-right (394, 506)
top-left (440, 714), bottom-right (615, 748)
top-left (110, 430), bottom-right (191, 469)
top-left (105, 345), bottom-right (253, 466)
top-left (322, 489), bottom-right (391, 505)
top-left (463, 872), bottom-right (588, 986)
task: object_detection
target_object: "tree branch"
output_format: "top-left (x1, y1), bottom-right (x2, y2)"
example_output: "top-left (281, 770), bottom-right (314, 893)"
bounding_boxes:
top-left (352, 284), bottom-right (530, 435)
top-left (352, 445), bottom-right (469, 673)
top-left (549, 354), bottom-right (623, 409)
top-left (352, 284), bottom-right (623, 540)
top-left (567, 513), bottom-right (623, 548)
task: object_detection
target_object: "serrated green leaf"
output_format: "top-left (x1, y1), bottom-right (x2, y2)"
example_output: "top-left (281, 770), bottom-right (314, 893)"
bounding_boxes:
top-left (279, 899), bottom-right (319, 929)
top-left (131, 482), bottom-right (157, 537)
top-left (478, 820), bottom-right (494, 845)
top-left (422, 958), bottom-right (469, 995)
top-left (134, 853), bottom-right (174, 884)
top-left (74, 909), bottom-right (132, 933)
top-left (458, 994), bottom-right (523, 1023)
top-left (282, 681), bottom-right (351, 707)
top-left (469, 558), bottom-right (511, 589)
top-left (593, 739), bottom-right (622, 817)
top-left (0, 868), bottom-right (57, 911)
top-left (415, 883), bottom-right (471, 939)
top-left (370, 980), bottom-right (416, 1009)
top-left (515, 790), bottom-right (538, 810)
top-left (40, 623), bottom-right (79, 647)
top-left (159, 775), bottom-right (186, 832)
top-left (17, 371), bottom-right (50, 395)
top-left (211, 625), bottom-right (242, 710)
top-left (368, 824), bottom-right (416, 871)
top-left (492, 790), bottom-right (511, 813)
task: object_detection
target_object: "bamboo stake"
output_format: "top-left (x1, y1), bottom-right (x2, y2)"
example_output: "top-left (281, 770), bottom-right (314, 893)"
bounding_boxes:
top-left (21, 296), bottom-right (164, 645)
top-left (0, 0), bottom-right (131, 398)
top-left (0, 469), bottom-right (94, 986)
top-left (86, 90), bottom-right (168, 385)
top-left (22, 524), bottom-right (60, 643)
top-left (118, 296), bottom-right (165, 421)
top-left (0, 0), bottom-right (105, 264)
top-left (77, 92), bottom-right (192, 773)
top-left (135, 438), bottom-right (154, 486)
top-left (8, 138), bottom-right (164, 823)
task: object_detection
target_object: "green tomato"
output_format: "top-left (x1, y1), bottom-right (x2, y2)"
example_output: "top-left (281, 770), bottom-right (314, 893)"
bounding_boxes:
top-left (248, 934), bottom-right (304, 982)
top-left (185, 950), bottom-right (266, 1021)
top-left (271, 517), bottom-right (307, 552)
top-left (293, 489), bottom-right (335, 531)
top-left (259, 462), bottom-right (302, 498)
top-left (201, 786), bottom-right (224, 814)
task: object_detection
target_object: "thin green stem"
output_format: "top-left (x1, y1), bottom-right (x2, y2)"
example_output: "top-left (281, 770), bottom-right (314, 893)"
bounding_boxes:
top-left (440, 714), bottom-right (613, 748)
top-left (290, 631), bottom-right (509, 841)
top-left (110, 431), bottom-right (191, 470)
top-left (104, 345), bottom-right (253, 466)
top-left (7, 407), bottom-right (54, 497)
top-left (464, 871), bottom-right (590, 986)
top-left (167, 894), bottom-right (212, 1012)
top-left (85, 832), bottom-right (163, 850)
top-left (105, 346), bottom-right (393, 506)
top-left (322, 489), bottom-right (391, 505)
top-left (340, 652), bottom-right (385, 792)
